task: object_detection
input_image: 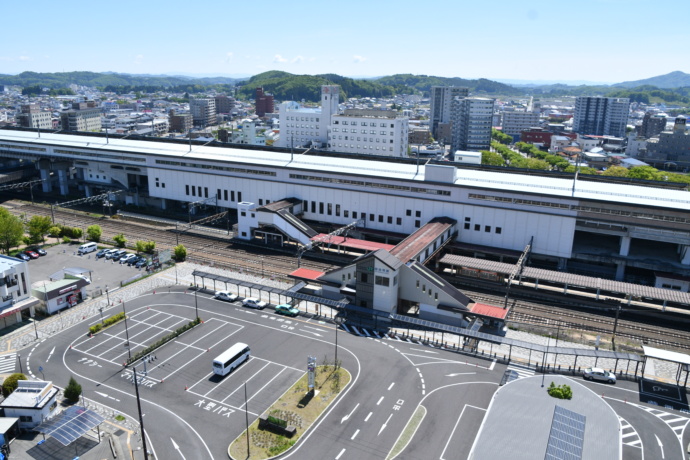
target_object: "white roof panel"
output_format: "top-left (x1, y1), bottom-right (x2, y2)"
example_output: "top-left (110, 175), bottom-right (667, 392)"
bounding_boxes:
top-left (643, 345), bottom-right (690, 365)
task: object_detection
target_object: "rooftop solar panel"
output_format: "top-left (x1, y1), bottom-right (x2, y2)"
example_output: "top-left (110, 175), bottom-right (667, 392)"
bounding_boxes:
top-left (544, 405), bottom-right (586, 460)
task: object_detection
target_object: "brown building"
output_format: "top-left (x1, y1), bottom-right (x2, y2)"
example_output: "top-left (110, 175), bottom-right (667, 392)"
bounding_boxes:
top-left (169, 109), bottom-right (193, 133)
top-left (521, 127), bottom-right (575, 148)
top-left (409, 128), bottom-right (432, 145)
top-left (255, 87), bottom-right (274, 117)
top-left (215, 95), bottom-right (236, 114)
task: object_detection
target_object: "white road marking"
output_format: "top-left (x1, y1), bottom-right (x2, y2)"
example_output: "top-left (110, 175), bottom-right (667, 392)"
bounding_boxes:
top-left (445, 373), bottom-right (477, 377)
top-left (387, 382), bottom-right (395, 391)
top-left (351, 429), bottom-right (360, 440)
top-left (489, 359), bottom-right (496, 370)
top-left (335, 448), bottom-right (346, 459)
top-left (364, 412), bottom-right (372, 422)
top-left (341, 403), bottom-right (360, 424)
top-left (410, 348), bottom-right (438, 354)
top-left (301, 330), bottom-right (323, 337)
top-left (171, 437), bottom-right (186, 460)
top-left (654, 433), bottom-right (664, 459)
top-left (379, 413), bottom-right (392, 435)
top-left (46, 347), bottom-right (55, 363)
top-left (440, 405), bottom-right (486, 460)
top-left (377, 396), bottom-right (384, 405)
top-left (94, 391), bottom-right (121, 402)
top-left (302, 326), bottom-right (324, 332)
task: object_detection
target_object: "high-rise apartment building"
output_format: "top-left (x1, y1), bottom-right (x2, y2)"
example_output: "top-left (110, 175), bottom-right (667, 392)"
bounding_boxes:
top-left (60, 101), bottom-right (101, 132)
top-left (255, 87), bottom-right (274, 117)
top-left (573, 96), bottom-right (630, 138)
top-left (168, 109), bottom-right (193, 133)
top-left (190, 97), bottom-right (216, 128)
top-left (638, 112), bottom-right (667, 139)
top-left (450, 97), bottom-right (495, 152)
top-left (430, 86), bottom-right (469, 143)
top-left (643, 116), bottom-right (690, 169)
top-left (502, 111), bottom-right (540, 140)
top-left (16, 104), bottom-right (52, 130)
top-left (214, 95), bottom-right (236, 114)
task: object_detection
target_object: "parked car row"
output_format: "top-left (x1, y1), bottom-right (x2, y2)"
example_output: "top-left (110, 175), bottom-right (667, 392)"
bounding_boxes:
top-left (16, 248), bottom-right (48, 261)
top-left (96, 248), bottom-right (151, 268)
top-left (213, 291), bottom-right (300, 317)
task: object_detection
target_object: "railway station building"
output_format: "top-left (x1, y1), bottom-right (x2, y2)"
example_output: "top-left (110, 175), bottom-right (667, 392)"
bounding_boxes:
top-left (0, 127), bottom-right (689, 298)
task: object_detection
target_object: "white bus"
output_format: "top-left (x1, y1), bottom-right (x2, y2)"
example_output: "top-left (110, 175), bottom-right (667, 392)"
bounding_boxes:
top-left (212, 343), bottom-right (250, 376)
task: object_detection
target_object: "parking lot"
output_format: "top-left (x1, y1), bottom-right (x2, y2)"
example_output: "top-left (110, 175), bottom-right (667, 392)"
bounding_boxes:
top-left (23, 242), bottom-right (150, 296)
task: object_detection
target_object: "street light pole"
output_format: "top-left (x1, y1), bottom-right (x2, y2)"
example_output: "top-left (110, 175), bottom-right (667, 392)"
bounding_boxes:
top-left (105, 287), bottom-right (110, 306)
top-left (612, 304), bottom-right (622, 351)
top-left (541, 333), bottom-right (551, 388)
top-left (17, 354), bottom-right (23, 374)
top-left (123, 302), bottom-right (132, 360)
top-left (32, 318), bottom-right (39, 340)
top-left (194, 288), bottom-right (199, 320)
top-left (132, 364), bottom-right (149, 459)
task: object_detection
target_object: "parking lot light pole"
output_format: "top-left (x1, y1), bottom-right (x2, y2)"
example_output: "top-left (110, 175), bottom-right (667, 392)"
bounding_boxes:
top-left (123, 302), bottom-right (132, 360)
top-left (32, 317), bottom-right (39, 340)
top-left (194, 288), bottom-right (199, 320)
top-left (541, 333), bottom-right (551, 388)
top-left (132, 364), bottom-right (149, 459)
top-left (105, 287), bottom-right (110, 306)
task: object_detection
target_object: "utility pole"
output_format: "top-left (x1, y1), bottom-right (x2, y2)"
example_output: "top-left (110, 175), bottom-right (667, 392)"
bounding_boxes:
top-left (133, 364), bottom-right (149, 459)
top-left (612, 304), bottom-right (622, 351)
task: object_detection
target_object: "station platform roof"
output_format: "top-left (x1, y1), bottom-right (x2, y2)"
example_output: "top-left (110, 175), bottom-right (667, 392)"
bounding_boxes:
top-left (389, 217), bottom-right (456, 263)
top-left (289, 268), bottom-right (325, 281)
top-left (469, 302), bottom-right (509, 320)
top-left (310, 234), bottom-right (395, 252)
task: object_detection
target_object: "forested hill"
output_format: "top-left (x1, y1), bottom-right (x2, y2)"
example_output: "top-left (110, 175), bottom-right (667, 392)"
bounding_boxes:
top-left (0, 71), bottom-right (239, 89)
top-left (374, 74), bottom-right (524, 96)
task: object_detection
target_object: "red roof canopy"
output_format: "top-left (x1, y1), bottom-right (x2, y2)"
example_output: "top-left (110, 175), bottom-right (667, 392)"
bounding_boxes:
top-left (289, 268), bottom-right (325, 281)
top-left (311, 234), bottom-right (395, 252)
top-left (470, 302), bottom-right (508, 320)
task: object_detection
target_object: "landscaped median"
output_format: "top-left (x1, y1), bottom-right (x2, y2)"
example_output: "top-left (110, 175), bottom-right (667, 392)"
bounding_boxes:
top-left (88, 312), bottom-right (126, 335)
top-left (126, 317), bottom-right (201, 365)
top-left (229, 363), bottom-right (351, 459)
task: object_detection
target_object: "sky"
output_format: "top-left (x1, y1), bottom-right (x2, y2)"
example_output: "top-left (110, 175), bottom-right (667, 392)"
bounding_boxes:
top-left (2, 0), bottom-right (688, 84)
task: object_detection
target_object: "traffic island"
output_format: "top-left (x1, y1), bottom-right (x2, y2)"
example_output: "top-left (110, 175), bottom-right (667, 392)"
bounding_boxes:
top-left (228, 364), bottom-right (351, 460)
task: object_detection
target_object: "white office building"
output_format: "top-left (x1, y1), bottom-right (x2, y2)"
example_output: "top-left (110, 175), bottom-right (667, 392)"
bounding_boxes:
top-left (450, 97), bottom-right (495, 152)
top-left (276, 85), bottom-right (339, 149)
top-left (329, 109), bottom-right (409, 157)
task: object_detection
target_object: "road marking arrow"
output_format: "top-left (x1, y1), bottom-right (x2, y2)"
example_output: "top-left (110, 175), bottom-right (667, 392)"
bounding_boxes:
top-left (445, 372), bottom-right (477, 377)
top-left (654, 434), bottom-right (664, 459)
top-left (302, 330), bottom-right (323, 337)
top-left (341, 403), bottom-right (360, 424)
top-left (171, 437), bottom-right (186, 460)
top-left (379, 413), bottom-right (393, 436)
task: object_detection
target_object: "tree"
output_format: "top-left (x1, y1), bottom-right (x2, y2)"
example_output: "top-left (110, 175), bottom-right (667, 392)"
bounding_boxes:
top-left (0, 209), bottom-right (25, 254)
top-left (86, 225), bottom-right (102, 242)
top-left (135, 240), bottom-right (146, 254)
top-left (48, 225), bottom-right (62, 243)
top-left (601, 166), bottom-right (629, 177)
top-left (71, 227), bottom-right (83, 241)
top-left (174, 244), bottom-right (187, 261)
top-left (64, 376), bottom-right (82, 403)
top-left (2, 373), bottom-right (27, 397)
top-left (481, 150), bottom-right (506, 166)
top-left (26, 215), bottom-right (52, 244)
top-left (113, 233), bottom-right (127, 248)
top-left (627, 165), bottom-right (661, 181)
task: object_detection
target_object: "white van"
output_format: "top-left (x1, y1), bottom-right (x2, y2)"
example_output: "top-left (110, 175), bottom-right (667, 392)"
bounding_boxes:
top-left (78, 242), bottom-right (98, 254)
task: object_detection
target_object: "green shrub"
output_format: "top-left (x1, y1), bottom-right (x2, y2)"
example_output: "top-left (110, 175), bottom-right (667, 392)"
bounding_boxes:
top-left (2, 373), bottom-right (27, 397)
top-left (547, 382), bottom-right (573, 400)
top-left (267, 415), bottom-right (288, 428)
top-left (64, 376), bottom-right (82, 403)
top-left (89, 324), bottom-right (102, 334)
top-left (127, 317), bottom-right (201, 364)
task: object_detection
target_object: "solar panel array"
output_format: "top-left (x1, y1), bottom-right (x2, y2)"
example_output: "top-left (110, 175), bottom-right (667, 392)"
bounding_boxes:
top-left (544, 405), bottom-right (586, 460)
top-left (34, 406), bottom-right (105, 446)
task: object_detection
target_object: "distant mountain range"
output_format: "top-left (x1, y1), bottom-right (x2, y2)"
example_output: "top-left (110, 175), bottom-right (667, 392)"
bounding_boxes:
top-left (614, 71), bottom-right (690, 89)
top-left (1, 70), bottom-right (689, 105)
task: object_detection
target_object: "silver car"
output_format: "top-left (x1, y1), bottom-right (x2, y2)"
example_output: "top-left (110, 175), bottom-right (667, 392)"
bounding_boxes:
top-left (583, 367), bottom-right (616, 384)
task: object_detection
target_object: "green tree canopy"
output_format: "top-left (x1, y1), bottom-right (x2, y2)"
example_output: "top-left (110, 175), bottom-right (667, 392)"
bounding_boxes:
top-left (173, 244), bottom-right (187, 261)
top-left (0, 209), bottom-right (25, 254)
top-left (113, 233), bottom-right (126, 248)
top-left (2, 373), bottom-right (27, 397)
top-left (26, 215), bottom-right (52, 244)
top-left (87, 225), bottom-right (102, 242)
top-left (64, 376), bottom-right (82, 403)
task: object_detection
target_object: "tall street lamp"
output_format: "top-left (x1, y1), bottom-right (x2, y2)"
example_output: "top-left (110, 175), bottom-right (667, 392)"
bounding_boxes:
top-left (123, 302), bottom-right (132, 360)
top-left (541, 333), bottom-right (551, 388)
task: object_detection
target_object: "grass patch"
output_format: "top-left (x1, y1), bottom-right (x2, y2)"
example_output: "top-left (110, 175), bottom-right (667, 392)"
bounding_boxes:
top-left (114, 414), bottom-right (125, 421)
top-left (386, 405), bottom-right (427, 460)
top-left (229, 364), bottom-right (351, 459)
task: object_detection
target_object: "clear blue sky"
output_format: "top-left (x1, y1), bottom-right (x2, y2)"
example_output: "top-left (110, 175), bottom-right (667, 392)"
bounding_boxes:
top-left (2, 0), bottom-right (687, 83)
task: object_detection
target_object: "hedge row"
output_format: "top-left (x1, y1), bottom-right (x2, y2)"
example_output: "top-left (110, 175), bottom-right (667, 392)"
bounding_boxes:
top-left (126, 317), bottom-right (201, 365)
top-left (89, 312), bottom-right (126, 335)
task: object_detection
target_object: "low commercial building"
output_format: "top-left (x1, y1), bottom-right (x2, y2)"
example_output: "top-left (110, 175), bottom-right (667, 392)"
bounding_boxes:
top-left (0, 255), bottom-right (35, 328)
top-left (0, 380), bottom-right (59, 429)
top-left (31, 275), bottom-right (91, 315)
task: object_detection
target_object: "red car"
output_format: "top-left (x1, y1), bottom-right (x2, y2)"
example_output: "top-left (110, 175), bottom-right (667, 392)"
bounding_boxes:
top-left (24, 250), bottom-right (40, 259)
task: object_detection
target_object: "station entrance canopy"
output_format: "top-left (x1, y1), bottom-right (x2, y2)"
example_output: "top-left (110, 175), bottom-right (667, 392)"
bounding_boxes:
top-left (35, 406), bottom-right (104, 446)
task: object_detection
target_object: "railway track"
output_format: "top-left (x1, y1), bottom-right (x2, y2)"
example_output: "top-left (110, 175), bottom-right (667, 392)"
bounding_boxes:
top-left (7, 200), bottom-right (690, 352)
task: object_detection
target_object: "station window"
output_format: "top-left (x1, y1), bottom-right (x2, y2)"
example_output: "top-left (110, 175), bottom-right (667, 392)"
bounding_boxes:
top-left (204, 187), bottom-right (209, 198)
top-left (311, 201), bottom-right (316, 213)
top-left (474, 224), bottom-right (480, 231)
top-left (416, 211), bottom-right (421, 218)
top-left (485, 226), bottom-right (491, 232)
top-left (496, 227), bottom-right (502, 234)
top-left (336, 204), bottom-right (341, 216)
top-left (352, 211), bottom-right (358, 219)
top-left (238, 192), bottom-right (242, 201)
top-left (185, 185), bottom-right (189, 195)
top-left (217, 189), bottom-right (221, 200)
top-left (319, 202), bottom-right (324, 214)
top-left (231, 191), bottom-right (236, 202)
top-left (375, 276), bottom-right (389, 286)
top-left (464, 223), bottom-right (470, 230)
top-left (396, 217), bottom-right (402, 225)
top-left (328, 203), bottom-right (333, 215)
top-left (191, 186), bottom-right (196, 196)
top-left (369, 214), bottom-right (375, 222)
top-left (378, 215), bottom-right (383, 223)
top-left (344, 210), bottom-right (349, 218)
top-left (387, 216), bottom-right (392, 224)
top-left (415, 220), bottom-right (421, 228)
top-left (240, 211), bottom-right (246, 217)
top-left (406, 209), bottom-right (412, 216)
top-left (224, 190), bottom-right (228, 201)
top-left (361, 273), bottom-right (368, 283)
top-left (259, 199), bottom-right (264, 205)
top-left (422, 284), bottom-right (426, 293)
top-left (416, 280), bottom-right (420, 288)
top-left (393, 276), bottom-right (398, 285)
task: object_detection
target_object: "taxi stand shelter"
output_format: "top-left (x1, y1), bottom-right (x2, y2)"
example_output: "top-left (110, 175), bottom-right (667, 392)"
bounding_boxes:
top-left (642, 346), bottom-right (690, 388)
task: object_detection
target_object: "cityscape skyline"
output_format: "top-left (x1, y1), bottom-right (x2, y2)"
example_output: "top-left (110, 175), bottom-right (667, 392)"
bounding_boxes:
top-left (3, 0), bottom-right (688, 84)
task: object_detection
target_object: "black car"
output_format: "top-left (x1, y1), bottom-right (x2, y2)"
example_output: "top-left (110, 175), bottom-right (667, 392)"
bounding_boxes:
top-left (127, 255), bottom-right (142, 266)
top-left (16, 253), bottom-right (31, 261)
top-left (96, 249), bottom-right (109, 258)
top-left (135, 258), bottom-right (149, 269)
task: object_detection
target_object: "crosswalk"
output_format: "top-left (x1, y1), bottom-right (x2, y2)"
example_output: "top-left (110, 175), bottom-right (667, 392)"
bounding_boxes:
top-left (505, 363), bottom-right (535, 380)
top-left (340, 324), bottom-right (422, 344)
top-left (0, 352), bottom-right (17, 374)
top-left (619, 416), bottom-right (642, 448)
top-left (634, 404), bottom-right (690, 443)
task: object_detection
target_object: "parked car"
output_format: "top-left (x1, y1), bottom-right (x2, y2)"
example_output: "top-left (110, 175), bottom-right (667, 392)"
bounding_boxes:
top-left (119, 254), bottom-right (136, 264)
top-left (104, 249), bottom-right (120, 260)
top-left (242, 298), bottom-right (267, 309)
top-left (96, 249), bottom-right (109, 258)
top-left (214, 291), bottom-right (238, 302)
top-left (135, 258), bottom-right (149, 269)
top-left (583, 367), bottom-right (616, 384)
top-left (24, 250), bottom-right (40, 259)
top-left (274, 304), bottom-right (300, 317)
top-left (127, 255), bottom-right (142, 266)
top-left (16, 253), bottom-right (31, 261)
top-left (111, 250), bottom-right (128, 261)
